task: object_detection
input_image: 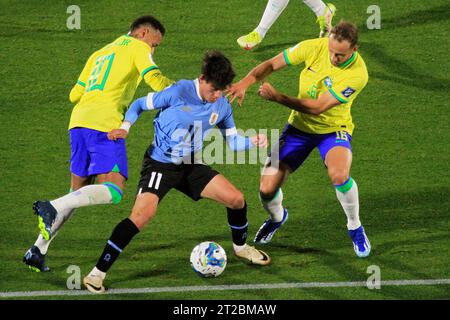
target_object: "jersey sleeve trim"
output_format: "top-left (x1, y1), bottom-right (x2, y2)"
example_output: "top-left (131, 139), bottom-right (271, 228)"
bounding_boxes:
top-left (223, 127), bottom-right (237, 136)
top-left (283, 49), bottom-right (292, 66)
top-left (146, 92), bottom-right (155, 110)
top-left (77, 80), bottom-right (86, 87)
top-left (329, 88), bottom-right (348, 104)
top-left (141, 66), bottom-right (159, 78)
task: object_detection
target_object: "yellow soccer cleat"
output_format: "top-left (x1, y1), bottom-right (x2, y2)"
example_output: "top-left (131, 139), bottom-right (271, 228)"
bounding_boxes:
top-left (83, 275), bottom-right (106, 294)
top-left (234, 244), bottom-right (271, 265)
top-left (317, 3), bottom-right (336, 38)
top-left (237, 30), bottom-right (263, 50)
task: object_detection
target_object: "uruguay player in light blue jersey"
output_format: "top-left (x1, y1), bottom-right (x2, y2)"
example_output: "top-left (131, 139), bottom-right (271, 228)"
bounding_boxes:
top-left (83, 52), bottom-right (271, 293)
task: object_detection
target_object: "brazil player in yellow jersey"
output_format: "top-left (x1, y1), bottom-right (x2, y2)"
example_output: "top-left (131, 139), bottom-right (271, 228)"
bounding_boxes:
top-left (23, 16), bottom-right (174, 272)
top-left (228, 21), bottom-right (371, 257)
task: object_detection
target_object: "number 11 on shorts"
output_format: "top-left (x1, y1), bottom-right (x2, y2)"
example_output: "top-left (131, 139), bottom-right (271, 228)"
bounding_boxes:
top-left (148, 172), bottom-right (162, 190)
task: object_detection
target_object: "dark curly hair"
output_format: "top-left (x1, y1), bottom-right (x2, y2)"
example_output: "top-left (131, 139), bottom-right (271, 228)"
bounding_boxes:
top-left (201, 51), bottom-right (236, 90)
top-left (129, 15), bottom-right (165, 35)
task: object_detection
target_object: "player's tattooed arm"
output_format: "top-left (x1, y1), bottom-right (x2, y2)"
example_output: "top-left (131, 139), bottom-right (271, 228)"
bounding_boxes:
top-left (227, 52), bottom-right (287, 106)
top-left (107, 96), bottom-right (148, 140)
top-left (258, 82), bottom-right (340, 115)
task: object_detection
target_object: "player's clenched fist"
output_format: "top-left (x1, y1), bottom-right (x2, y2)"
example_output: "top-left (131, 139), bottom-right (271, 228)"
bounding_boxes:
top-left (251, 134), bottom-right (268, 148)
top-left (258, 82), bottom-right (279, 102)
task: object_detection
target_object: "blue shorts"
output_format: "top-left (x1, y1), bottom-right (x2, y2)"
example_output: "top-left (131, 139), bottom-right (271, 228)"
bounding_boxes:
top-left (269, 124), bottom-right (352, 172)
top-left (69, 127), bottom-right (128, 179)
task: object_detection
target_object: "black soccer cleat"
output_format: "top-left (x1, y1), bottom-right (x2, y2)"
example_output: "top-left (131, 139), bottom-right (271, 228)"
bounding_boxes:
top-left (33, 200), bottom-right (57, 241)
top-left (254, 208), bottom-right (288, 244)
top-left (23, 245), bottom-right (50, 272)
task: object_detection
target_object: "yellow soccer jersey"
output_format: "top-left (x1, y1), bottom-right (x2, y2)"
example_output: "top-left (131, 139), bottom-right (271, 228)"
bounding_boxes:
top-left (68, 35), bottom-right (173, 132)
top-left (283, 37), bottom-right (368, 135)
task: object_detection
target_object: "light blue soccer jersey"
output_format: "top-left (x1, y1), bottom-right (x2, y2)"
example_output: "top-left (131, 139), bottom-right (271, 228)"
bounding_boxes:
top-left (142, 79), bottom-right (239, 163)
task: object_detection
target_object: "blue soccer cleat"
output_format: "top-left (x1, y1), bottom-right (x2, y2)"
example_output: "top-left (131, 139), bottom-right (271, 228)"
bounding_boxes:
top-left (254, 208), bottom-right (288, 244)
top-left (348, 225), bottom-right (371, 258)
top-left (33, 200), bottom-right (57, 241)
top-left (23, 245), bottom-right (50, 272)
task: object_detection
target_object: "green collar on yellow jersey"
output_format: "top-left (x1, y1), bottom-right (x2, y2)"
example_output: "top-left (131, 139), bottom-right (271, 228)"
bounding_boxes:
top-left (338, 52), bottom-right (358, 69)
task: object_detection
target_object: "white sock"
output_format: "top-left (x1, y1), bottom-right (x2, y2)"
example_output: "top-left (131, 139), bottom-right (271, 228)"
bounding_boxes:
top-left (259, 189), bottom-right (284, 222)
top-left (336, 179), bottom-right (361, 230)
top-left (233, 243), bottom-right (247, 253)
top-left (34, 208), bottom-right (75, 254)
top-left (89, 267), bottom-right (106, 280)
top-left (303, 0), bottom-right (327, 17)
top-left (50, 184), bottom-right (113, 213)
top-left (255, 0), bottom-right (290, 38)
top-left (34, 185), bottom-right (117, 255)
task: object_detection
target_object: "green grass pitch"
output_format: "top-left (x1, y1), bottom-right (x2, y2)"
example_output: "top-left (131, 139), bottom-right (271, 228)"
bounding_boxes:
top-left (0, 0), bottom-right (449, 300)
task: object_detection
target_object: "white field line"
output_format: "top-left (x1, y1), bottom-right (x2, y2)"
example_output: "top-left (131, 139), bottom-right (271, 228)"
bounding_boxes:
top-left (1, 279), bottom-right (449, 298)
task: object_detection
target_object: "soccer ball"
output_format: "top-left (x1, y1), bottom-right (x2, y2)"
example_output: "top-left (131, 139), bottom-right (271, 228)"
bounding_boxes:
top-left (190, 241), bottom-right (227, 277)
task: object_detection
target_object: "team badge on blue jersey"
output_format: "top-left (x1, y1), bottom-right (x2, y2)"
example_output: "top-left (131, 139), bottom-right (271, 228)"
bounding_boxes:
top-left (341, 87), bottom-right (356, 98)
top-left (209, 112), bottom-right (219, 125)
top-left (324, 76), bottom-right (333, 88)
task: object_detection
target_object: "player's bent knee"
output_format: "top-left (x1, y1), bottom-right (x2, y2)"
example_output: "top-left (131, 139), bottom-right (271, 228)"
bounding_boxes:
top-left (328, 169), bottom-right (349, 186)
top-left (227, 191), bottom-right (245, 210)
top-left (259, 182), bottom-right (278, 199)
top-left (103, 182), bottom-right (123, 204)
top-left (260, 171), bottom-right (285, 198)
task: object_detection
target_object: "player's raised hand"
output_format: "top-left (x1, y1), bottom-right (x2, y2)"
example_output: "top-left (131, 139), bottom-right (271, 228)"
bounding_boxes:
top-left (225, 82), bottom-right (247, 106)
top-left (258, 82), bottom-right (279, 102)
top-left (107, 129), bottom-right (128, 141)
top-left (251, 134), bottom-right (268, 148)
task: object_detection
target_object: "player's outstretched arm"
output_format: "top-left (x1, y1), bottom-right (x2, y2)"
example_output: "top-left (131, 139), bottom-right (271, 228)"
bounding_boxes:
top-left (224, 132), bottom-right (268, 151)
top-left (258, 82), bottom-right (340, 115)
top-left (107, 96), bottom-right (148, 140)
top-left (124, 96), bottom-right (149, 124)
top-left (108, 85), bottom-right (176, 140)
top-left (227, 52), bottom-right (287, 106)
